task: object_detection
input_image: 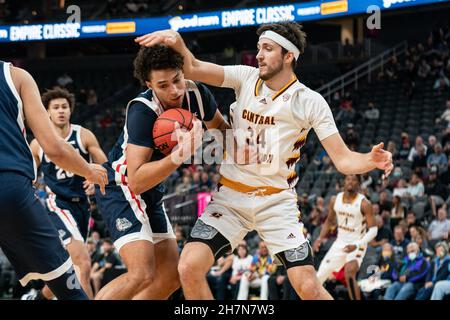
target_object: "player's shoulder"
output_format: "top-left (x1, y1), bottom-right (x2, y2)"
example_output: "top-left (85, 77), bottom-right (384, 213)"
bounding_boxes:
top-left (293, 83), bottom-right (328, 105)
top-left (127, 89), bottom-right (161, 116)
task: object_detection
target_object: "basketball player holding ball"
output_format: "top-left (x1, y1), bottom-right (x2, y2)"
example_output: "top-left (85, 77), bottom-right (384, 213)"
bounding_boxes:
top-left (94, 45), bottom-right (229, 299)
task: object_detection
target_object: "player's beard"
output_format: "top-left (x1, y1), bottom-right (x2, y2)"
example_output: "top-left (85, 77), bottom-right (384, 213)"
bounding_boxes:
top-left (259, 60), bottom-right (283, 81)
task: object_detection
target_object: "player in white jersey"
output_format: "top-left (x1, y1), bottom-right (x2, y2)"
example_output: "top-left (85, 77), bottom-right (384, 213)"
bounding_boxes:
top-left (137, 22), bottom-right (393, 300)
top-left (314, 175), bottom-right (377, 300)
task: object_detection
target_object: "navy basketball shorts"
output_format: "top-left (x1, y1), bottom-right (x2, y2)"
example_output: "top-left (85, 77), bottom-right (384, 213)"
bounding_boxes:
top-left (0, 172), bottom-right (72, 286)
top-left (45, 194), bottom-right (90, 246)
top-left (95, 183), bottom-right (175, 253)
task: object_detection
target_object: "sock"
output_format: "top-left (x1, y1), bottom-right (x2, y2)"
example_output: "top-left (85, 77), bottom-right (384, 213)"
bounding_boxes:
top-left (45, 266), bottom-right (88, 300)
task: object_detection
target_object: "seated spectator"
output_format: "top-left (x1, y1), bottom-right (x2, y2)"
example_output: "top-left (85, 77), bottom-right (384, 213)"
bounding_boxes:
top-left (237, 241), bottom-right (275, 300)
top-left (384, 242), bottom-right (430, 300)
top-left (175, 175), bottom-right (192, 194)
top-left (427, 143), bottom-right (448, 173)
top-left (387, 141), bottom-right (400, 164)
top-left (343, 123), bottom-right (359, 150)
top-left (436, 100), bottom-right (450, 124)
top-left (433, 75), bottom-right (450, 95)
top-left (207, 252), bottom-right (233, 300)
top-left (364, 102), bottom-right (380, 121)
top-left (391, 225), bottom-right (410, 260)
top-left (416, 242), bottom-right (450, 300)
top-left (426, 166), bottom-right (449, 217)
top-left (390, 195), bottom-right (407, 230)
top-left (229, 242), bottom-right (253, 299)
top-left (427, 135), bottom-right (438, 157)
top-left (370, 214), bottom-right (393, 250)
top-left (412, 144), bottom-right (428, 170)
top-left (87, 89), bottom-right (98, 107)
top-left (431, 279), bottom-right (450, 300)
top-left (90, 239), bottom-right (122, 296)
top-left (406, 173), bottom-right (425, 200)
top-left (418, 59), bottom-right (431, 78)
top-left (408, 136), bottom-right (427, 162)
top-left (398, 133), bottom-right (412, 160)
top-left (298, 193), bottom-right (312, 217)
top-left (393, 180), bottom-right (409, 198)
top-left (199, 171), bottom-right (212, 191)
top-left (428, 207), bottom-right (450, 248)
top-left (367, 243), bottom-right (400, 299)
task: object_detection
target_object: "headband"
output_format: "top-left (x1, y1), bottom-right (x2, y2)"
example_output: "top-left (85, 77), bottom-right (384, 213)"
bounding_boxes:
top-left (259, 30), bottom-right (300, 61)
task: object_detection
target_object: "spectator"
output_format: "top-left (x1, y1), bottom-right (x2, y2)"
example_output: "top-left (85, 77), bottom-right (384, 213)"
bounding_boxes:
top-left (436, 100), bottom-right (450, 124)
top-left (408, 136), bottom-right (427, 162)
top-left (364, 102), bottom-right (380, 121)
top-left (426, 166), bottom-right (449, 216)
top-left (384, 242), bottom-right (430, 300)
top-left (398, 133), bottom-right (412, 160)
top-left (412, 144), bottom-right (428, 171)
top-left (207, 253), bottom-right (233, 300)
top-left (387, 141), bottom-right (400, 163)
top-left (416, 242), bottom-right (450, 300)
top-left (378, 191), bottom-right (393, 216)
top-left (433, 75), bottom-right (450, 95)
top-left (418, 59), bottom-right (431, 78)
top-left (390, 195), bottom-right (406, 230)
top-left (370, 214), bottom-right (393, 249)
top-left (406, 173), bottom-right (425, 200)
top-left (427, 143), bottom-right (448, 173)
top-left (393, 179), bottom-right (409, 198)
top-left (87, 89), bottom-right (98, 107)
top-left (298, 193), bottom-right (312, 217)
top-left (431, 279), bottom-right (450, 300)
top-left (343, 123), bottom-right (359, 150)
top-left (391, 225), bottom-right (410, 260)
top-left (90, 239), bottom-right (122, 296)
top-left (175, 175), bottom-right (192, 194)
top-left (428, 207), bottom-right (450, 247)
top-left (199, 171), bottom-right (212, 191)
top-left (229, 242), bottom-right (253, 299)
top-left (427, 135), bottom-right (438, 157)
top-left (237, 241), bottom-right (275, 300)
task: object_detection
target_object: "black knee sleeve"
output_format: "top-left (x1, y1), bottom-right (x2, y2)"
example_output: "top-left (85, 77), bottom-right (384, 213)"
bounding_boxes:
top-left (275, 242), bottom-right (315, 270)
top-left (186, 220), bottom-right (231, 260)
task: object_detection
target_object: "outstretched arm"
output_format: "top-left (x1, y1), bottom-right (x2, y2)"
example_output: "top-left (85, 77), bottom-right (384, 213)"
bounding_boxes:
top-left (321, 133), bottom-right (393, 177)
top-left (80, 128), bottom-right (108, 164)
top-left (135, 30), bottom-right (225, 86)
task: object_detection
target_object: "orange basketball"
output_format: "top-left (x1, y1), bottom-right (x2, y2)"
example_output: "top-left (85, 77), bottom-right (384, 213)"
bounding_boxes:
top-left (152, 108), bottom-right (195, 155)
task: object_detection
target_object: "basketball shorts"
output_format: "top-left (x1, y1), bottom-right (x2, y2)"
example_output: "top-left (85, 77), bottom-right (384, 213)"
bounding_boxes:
top-left (192, 184), bottom-right (309, 260)
top-left (316, 238), bottom-right (367, 284)
top-left (0, 172), bottom-right (72, 286)
top-left (95, 183), bottom-right (175, 253)
top-left (45, 194), bottom-right (90, 246)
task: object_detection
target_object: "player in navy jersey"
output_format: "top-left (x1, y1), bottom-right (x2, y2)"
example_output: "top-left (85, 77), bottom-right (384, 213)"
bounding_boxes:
top-left (94, 44), bottom-right (230, 299)
top-left (28, 88), bottom-right (108, 299)
top-left (0, 61), bottom-right (107, 300)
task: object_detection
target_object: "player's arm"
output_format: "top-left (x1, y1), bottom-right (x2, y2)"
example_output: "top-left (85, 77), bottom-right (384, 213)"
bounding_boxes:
top-left (321, 134), bottom-right (393, 177)
top-left (80, 127), bottom-right (108, 164)
top-left (344, 199), bottom-right (378, 253)
top-left (313, 196), bottom-right (337, 252)
top-left (12, 66), bottom-right (107, 192)
top-left (29, 139), bottom-right (41, 169)
top-left (135, 30), bottom-right (225, 86)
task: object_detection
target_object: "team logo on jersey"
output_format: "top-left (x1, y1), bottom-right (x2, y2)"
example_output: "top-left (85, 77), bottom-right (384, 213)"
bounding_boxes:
top-left (116, 218), bottom-right (132, 232)
top-left (282, 93), bottom-right (291, 102)
top-left (209, 212), bottom-right (222, 219)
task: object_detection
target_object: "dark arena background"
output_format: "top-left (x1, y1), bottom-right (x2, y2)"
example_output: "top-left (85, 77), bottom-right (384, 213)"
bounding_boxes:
top-left (1, 0), bottom-right (450, 308)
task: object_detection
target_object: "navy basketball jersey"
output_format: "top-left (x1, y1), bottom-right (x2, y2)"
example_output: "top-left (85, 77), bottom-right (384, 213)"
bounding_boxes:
top-left (39, 124), bottom-right (90, 199)
top-left (106, 80), bottom-right (218, 198)
top-left (0, 61), bottom-right (36, 181)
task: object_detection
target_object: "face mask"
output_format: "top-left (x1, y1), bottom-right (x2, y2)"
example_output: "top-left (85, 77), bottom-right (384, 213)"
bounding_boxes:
top-left (408, 252), bottom-right (417, 261)
top-left (438, 251), bottom-right (446, 258)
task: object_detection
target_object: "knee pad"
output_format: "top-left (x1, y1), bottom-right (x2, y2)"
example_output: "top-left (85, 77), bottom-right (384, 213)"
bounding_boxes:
top-left (186, 220), bottom-right (231, 260)
top-left (275, 242), bottom-right (315, 270)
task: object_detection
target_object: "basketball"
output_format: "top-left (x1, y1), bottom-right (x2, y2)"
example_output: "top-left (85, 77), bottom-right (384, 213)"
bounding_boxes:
top-left (152, 108), bottom-right (195, 155)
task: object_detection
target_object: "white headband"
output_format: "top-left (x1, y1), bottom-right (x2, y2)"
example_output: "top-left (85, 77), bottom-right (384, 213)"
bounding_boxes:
top-left (259, 30), bottom-right (300, 61)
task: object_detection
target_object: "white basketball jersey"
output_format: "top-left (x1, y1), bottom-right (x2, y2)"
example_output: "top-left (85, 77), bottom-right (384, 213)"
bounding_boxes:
top-left (220, 65), bottom-right (338, 189)
top-left (333, 192), bottom-right (367, 243)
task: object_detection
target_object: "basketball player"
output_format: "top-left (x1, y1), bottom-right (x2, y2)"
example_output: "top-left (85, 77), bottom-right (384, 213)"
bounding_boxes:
top-left (136, 22), bottom-right (393, 300)
top-left (313, 174), bottom-right (377, 300)
top-left (0, 61), bottom-right (107, 299)
top-left (94, 44), bottom-right (229, 299)
top-left (27, 88), bottom-right (108, 299)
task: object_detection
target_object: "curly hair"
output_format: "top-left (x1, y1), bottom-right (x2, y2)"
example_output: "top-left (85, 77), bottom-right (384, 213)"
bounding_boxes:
top-left (41, 88), bottom-right (75, 112)
top-left (256, 21), bottom-right (307, 69)
top-left (133, 44), bottom-right (184, 86)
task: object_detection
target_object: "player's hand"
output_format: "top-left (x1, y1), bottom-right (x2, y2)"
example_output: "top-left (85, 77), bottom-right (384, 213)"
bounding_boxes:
top-left (313, 238), bottom-right (322, 252)
top-left (369, 142), bottom-right (393, 178)
top-left (172, 119), bottom-right (203, 164)
top-left (83, 180), bottom-right (96, 196)
top-left (135, 30), bottom-right (184, 52)
top-left (343, 244), bottom-right (357, 253)
top-left (85, 163), bottom-right (107, 195)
